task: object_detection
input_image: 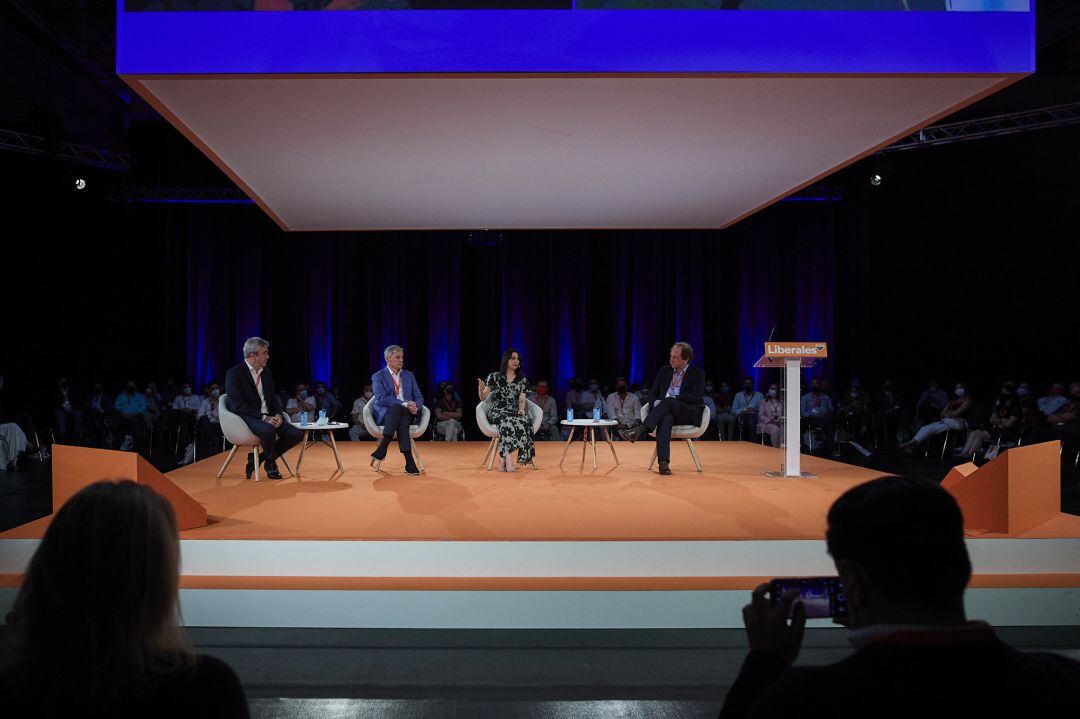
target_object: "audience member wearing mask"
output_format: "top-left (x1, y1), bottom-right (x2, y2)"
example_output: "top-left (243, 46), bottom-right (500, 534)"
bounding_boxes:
top-left (800, 379), bottom-right (835, 453)
top-left (958, 381), bottom-right (1020, 460)
top-left (1037, 382), bottom-right (1068, 420)
top-left (714, 381), bottom-right (736, 441)
top-left (54, 377), bottom-right (83, 441)
top-left (1016, 381), bottom-right (1038, 434)
top-left (434, 382), bottom-right (464, 441)
top-left (0, 481), bottom-right (250, 718)
top-left (143, 381), bottom-right (163, 432)
top-left (349, 384), bottom-right (374, 441)
top-left (285, 383), bottom-right (315, 423)
top-left (1042, 381), bottom-right (1080, 444)
top-left (529, 379), bottom-right (560, 441)
top-left (312, 381), bottom-right (342, 422)
top-left (732, 377), bottom-right (764, 441)
top-left (915, 379), bottom-right (949, 428)
top-left (171, 383), bottom-right (201, 445)
top-left (113, 381), bottom-right (147, 452)
top-left (82, 382), bottom-right (115, 447)
top-left (875, 380), bottom-right (905, 446)
top-left (757, 383), bottom-right (784, 448)
top-left (837, 381), bottom-right (873, 446)
top-left (901, 382), bottom-right (972, 451)
top-left (605, 377), bottom-right (642, 435)
top-left (197, 382), bottom-right (224, 454)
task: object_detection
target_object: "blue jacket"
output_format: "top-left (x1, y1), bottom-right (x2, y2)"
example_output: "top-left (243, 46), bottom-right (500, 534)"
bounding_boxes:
top-left (370, 367), bottom-right (424, 425)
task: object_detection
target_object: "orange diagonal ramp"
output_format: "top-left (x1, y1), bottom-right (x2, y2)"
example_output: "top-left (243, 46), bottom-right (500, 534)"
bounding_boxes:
top-left (52, 445), bottom-right (207, 530)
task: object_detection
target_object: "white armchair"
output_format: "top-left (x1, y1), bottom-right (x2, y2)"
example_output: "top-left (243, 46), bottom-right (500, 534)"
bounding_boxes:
top-left (362, 399), bottom-right (431, 472)
top-left (217, 394), bottom-right (294, 482)
top-left (476, 397), bottom-right (543, 470)
top-left (639, 402), bottom-right (711, 472)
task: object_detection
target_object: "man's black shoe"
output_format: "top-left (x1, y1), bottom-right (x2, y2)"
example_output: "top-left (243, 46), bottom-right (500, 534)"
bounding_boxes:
top-left (264, 460), bottom-right (283, 480)
top-left (619, 424), bottom-right (647, 443)
top-left (245, 453), bottom-right (256, 479)
top-left (658, 461), bottom-right (672, 476)
top-left (403, 452), bottom-right (421, 476)
top-left (371, 440), bottom-right (390, 462)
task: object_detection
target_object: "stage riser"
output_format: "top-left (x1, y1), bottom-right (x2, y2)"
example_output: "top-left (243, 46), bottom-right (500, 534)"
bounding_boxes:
top-left (3, 538), bottom-right (1080, 578)
top-left (1, 588), bottom-right (1075, 629)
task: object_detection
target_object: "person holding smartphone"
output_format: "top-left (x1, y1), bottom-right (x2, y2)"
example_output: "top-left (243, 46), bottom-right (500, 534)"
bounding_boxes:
top-left (719, 476), bottom-right (1080, 718)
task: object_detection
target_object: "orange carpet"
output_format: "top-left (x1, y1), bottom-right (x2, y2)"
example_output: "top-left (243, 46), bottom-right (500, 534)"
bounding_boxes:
top-left (5, 441), bottom-right (1079, 542)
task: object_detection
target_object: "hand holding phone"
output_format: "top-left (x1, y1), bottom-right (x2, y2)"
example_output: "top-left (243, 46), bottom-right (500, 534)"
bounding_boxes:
top-left (768, 577), bottom-right (847, 620)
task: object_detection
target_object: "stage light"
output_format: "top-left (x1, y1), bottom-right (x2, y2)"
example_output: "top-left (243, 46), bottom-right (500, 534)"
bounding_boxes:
top-left (869, 173), bottom-right (882, 186)
top-left (74, 178), bottom-right (87, 191)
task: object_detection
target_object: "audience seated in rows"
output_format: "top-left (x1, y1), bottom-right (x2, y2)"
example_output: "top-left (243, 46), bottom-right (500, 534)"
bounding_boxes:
top-left (434, 381), bottom-right (464, 441)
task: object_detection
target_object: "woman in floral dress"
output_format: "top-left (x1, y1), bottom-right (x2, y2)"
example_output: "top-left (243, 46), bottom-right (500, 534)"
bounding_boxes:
top-left (477, 348), bottom-right (534, 472)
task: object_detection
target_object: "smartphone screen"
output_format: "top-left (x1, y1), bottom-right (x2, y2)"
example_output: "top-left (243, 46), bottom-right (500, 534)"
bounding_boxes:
top-left (768, 576), bottom-right (847, 620)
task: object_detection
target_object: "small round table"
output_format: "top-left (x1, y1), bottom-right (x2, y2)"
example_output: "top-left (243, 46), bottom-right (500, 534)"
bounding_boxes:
top-left (292, 422), bottom-right (349, 476)
top-left (559, 419), bottom-right (620, 469)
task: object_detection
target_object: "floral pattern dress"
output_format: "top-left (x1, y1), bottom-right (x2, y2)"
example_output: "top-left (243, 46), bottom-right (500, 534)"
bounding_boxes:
top-left (486, 372), bottom-right (534, 464)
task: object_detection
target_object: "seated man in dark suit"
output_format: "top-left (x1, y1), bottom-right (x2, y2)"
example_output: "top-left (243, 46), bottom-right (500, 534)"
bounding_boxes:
top-left (369, 344), bottom-right (424, 476)
top-left (719, 476), bottom-right (1080, 718)
top-left (619, 341), bottom-right (705, 475)
top-left (224, 336), bottom-right (302, 480)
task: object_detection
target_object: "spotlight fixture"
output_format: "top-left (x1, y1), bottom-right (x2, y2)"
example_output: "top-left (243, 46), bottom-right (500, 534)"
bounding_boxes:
top-left (869, 173), bottom-right (883, 187)
top-left (74, 178), bottom-right (87, 191)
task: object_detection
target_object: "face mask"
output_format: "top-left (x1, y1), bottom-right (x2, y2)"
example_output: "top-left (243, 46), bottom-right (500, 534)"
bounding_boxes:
top-left (59, 382), bottom-right (68, 390)
top-left (1001, 389), bottom-right (1012, 396)
top-left (768, 389), bottom-right (777, 397)
top-left (705, 385), bottom-right (714, 393)
top-left (316, 387), bottom-right (326, 396)
top-left (743, 385), bottom-right (753, 392)
top-left (1017, 387), bottom-right (1029, 396)
top-left (811, 386), bottom-right (821, 394)
top-left (299, 390), bottom-right (309, 399)
top-left (363, 391), bottom-right (373, 400)
top-left (589, 384), bottom-right (599, 392)
top-left (884, 385), bottom-right (894, 392)
top-left (955, 388), bottom-right (966, 397)
top-left (537, 387), bottom-right (548, 396)
top-left (721, 385), bottom-right (729, 392)
top-left (446, 387), bottom-right (455, 395)
top-left (850, 391), bottom-right (858, 398)
top-left (126, 385), bottom-right (136, 394)
top-left (211, 388), bottom-right (220, 398)
top-left (183, 387), bottom-right (192, 395)
top-left (616, 385), bottom-right (627, 393)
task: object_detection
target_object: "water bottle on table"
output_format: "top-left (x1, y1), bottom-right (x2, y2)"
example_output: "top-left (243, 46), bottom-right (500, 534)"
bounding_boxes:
top-left (299, 411), bottom-right (308, 426)
top-left (566, 408), bottom-right (574, 422)
top-left (592, 406), bottom-right (601, 422)
top-left (318, 409), bottom-right (327, 425)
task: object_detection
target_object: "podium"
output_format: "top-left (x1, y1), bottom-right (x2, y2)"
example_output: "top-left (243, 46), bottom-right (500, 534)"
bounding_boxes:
top-left (753, 341), bottom-right (828, 478)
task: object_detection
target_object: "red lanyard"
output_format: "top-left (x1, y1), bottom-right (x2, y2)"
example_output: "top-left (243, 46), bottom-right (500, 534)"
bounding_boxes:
top-left (391, 372), bottom-right (402, 397)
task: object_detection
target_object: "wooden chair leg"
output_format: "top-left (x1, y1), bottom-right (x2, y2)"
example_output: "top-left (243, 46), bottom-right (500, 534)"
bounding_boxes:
top-left (217, 444), bottom-right (239, 478)
top-left (482, 437), bottom-right (496, 468)
top-left (411, 438), bottom-right (426, 472)
top-left (280, 454), bottom-right (295, 477)
top-left (487, 437), bottom-right (501, 471)
top-left (252, 445), bottom-right (260, 482)
top-left (648, 446), bottom-right (658, 470)
top-left (686, 438), bottom-right (703, 472)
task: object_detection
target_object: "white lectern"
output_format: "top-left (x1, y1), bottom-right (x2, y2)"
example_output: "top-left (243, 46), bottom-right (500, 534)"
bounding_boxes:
top-left (753, 341), bottom-right (829, 478)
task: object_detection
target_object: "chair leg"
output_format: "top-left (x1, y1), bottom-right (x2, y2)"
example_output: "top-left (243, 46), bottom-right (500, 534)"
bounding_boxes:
top-left (411, 438), bottom-right (426, 472)
top-left (482, 437), bottom-right (496, 468)
top-left (488, 437), bottom-right (500, 471)
top-left (686, 438), bottom-right (703, 472)
top-left (939, 429), bottom-right (950, 461)
top-left (280, 454), bottom-right (295, 477)
top-left (217, 444), bottom-right (239, 478)
top-left (252, 445), bottom-right (260, 482)
top-left (648, 446), bottom-right (658, 470)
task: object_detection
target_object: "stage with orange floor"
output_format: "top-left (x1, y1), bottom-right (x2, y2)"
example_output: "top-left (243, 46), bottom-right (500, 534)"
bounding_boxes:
top-left (2, 440), bottom-right (1079, 629)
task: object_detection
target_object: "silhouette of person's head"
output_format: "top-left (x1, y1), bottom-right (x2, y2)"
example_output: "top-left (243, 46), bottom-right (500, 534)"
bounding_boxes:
top-left (7, 481), bottom-right (191, 704)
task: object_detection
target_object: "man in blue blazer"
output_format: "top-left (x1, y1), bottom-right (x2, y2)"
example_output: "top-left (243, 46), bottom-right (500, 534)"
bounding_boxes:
top-left (370, 344), bottom-right (424, 475)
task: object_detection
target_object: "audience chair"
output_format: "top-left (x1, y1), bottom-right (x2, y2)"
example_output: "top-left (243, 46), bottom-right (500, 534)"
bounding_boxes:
top-left (361, 400), bottom-right (431, 472)
top-left (217, 394), bottom-right (294, 482)
top-left (638, 404), bottom-right (711, 472)
top-left (476, 397), bottom-right (542, 470)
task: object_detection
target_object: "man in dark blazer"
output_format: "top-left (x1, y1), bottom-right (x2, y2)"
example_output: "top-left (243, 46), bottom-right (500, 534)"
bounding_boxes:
top-left (719, 476), bottom-right (1080, 718)
top-left (369, 344), bottom-right (424, 476)
top-left (620, 341), bottom-right (705, 475)
top-left (224, 336), bottom-right (302, 480)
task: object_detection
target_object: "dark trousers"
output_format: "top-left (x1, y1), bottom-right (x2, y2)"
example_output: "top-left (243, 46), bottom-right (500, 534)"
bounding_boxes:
top-left (55, 407), bottom-right (84, 439)
top-left (378, 404), bottom-right (415, 453)
top-left (197, 416), bottom-right (224, 453)
top-left (643, 397), bottom-right (692, 463)
top-left (240, 415), bottom-right (302, 462)
top-left (116, 413), bottom-right (146, 442)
